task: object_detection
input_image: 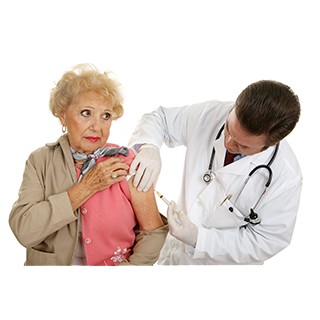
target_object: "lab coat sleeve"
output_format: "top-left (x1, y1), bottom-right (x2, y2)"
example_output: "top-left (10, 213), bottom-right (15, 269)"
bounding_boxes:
top-left (192, 182), bottom-right (302, 264)
top-left (9, 155), bottom-right (77, 248)
top-left (128, 103), bottom-right (210, 149)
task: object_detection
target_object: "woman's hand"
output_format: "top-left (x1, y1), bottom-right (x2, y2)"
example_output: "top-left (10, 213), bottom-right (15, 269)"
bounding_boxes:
top-left (82, 157), bottom-right (129, 193)
top-left (68, 157), bottom-right (129, 211)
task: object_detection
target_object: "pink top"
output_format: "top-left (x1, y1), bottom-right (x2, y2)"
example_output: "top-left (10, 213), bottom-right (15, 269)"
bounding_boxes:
top-left (75, 144), bottom-right (136, 266)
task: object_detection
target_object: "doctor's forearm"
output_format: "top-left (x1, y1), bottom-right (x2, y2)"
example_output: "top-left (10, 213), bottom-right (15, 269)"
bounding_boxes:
top-left (194, 227), bottom-right (280, 264)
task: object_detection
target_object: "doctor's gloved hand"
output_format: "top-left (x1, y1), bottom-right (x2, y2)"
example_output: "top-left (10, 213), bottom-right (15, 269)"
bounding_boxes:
top-left (167, 201), bottom-right (198, 247)
top-left (129, 144), bottom-right (161, 192)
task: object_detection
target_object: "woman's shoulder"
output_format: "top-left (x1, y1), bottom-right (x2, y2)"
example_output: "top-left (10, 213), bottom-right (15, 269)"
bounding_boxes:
top-left (28, 135), bottom-right (67, 164)
top-left (105, 143), bottom-right (135, 164)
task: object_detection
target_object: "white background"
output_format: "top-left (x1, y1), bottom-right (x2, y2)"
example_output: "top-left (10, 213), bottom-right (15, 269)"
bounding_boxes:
top-left (0, 0), bottom-right (318, 319)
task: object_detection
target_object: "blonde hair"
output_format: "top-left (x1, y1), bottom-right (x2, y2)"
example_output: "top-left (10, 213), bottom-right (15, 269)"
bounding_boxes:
top-left (49, 64), bottom-right (124, 119)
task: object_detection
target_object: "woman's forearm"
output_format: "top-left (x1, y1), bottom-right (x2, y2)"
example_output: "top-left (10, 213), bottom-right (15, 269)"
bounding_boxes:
top-left (67, 182), bottom-right (94, 212)
top-left (68, 158), bottom-right (129, 211)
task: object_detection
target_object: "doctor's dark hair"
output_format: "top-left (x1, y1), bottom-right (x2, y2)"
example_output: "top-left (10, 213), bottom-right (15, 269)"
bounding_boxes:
top-left (235, 80), bottom-right (300, 146)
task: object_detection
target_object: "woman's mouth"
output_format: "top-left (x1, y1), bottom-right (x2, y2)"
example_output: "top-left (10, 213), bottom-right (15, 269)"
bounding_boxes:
top-left (84, 136), bottom-right (100, 143)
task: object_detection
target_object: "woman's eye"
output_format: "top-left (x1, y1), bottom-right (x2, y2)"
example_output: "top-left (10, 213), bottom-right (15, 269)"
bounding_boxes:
top-left (103, 112), bottom-right (112, 120)
top-left (81, 110), bottom-right (90, 117)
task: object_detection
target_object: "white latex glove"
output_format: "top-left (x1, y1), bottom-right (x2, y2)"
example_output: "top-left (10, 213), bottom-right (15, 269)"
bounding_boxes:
top-left (129, 144), bottom-right (161, 192)
top-left (167, 201), bottom-right (198, 247)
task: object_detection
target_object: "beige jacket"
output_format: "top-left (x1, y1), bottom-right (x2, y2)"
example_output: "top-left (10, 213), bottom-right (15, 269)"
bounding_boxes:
top-left (9, 135), bottom-right (168, 266)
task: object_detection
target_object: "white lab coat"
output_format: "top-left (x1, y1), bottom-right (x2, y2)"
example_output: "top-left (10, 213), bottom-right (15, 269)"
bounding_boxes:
top-left (129, 100), bottom-right (302, 264)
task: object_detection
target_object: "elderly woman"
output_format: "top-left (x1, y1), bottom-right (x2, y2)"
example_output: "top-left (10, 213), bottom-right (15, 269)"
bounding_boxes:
top-left (9, 64), bottom-right (168, 266)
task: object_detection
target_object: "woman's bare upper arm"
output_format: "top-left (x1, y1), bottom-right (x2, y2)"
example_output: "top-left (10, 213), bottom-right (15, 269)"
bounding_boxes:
top-left (127, 177), bottom-right (164, 230)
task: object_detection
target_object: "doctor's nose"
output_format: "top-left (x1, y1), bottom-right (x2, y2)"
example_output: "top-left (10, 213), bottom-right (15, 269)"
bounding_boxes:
top-left (225, 136), bottom-right (239, 152)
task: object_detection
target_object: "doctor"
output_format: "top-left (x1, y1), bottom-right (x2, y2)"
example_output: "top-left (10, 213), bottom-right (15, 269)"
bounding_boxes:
top-left (128, 80), bottom-right (302, 264)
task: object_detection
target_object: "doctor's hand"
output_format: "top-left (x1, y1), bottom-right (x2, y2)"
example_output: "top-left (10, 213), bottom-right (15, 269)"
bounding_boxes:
top-left (167, 201), bottom-right (198, 247)
top-left (129, 144), bottom-right (161, 192)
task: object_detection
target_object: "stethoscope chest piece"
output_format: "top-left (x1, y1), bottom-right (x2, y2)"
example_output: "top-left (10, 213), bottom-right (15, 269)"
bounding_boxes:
top-left (244, 209), bottom-right (262, 225)
top-left (203, 170), bottom-right (214, 183)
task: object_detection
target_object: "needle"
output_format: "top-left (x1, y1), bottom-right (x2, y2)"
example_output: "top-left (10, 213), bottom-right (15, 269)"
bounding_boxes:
top-left (155, 190), bottom-right (171, 206)
top-left (155, 190), bottom-right (181, 218)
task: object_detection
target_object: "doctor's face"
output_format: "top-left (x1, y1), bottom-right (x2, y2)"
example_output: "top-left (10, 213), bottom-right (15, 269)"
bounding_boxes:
top-left (224, 108), bottom-right (267, 155)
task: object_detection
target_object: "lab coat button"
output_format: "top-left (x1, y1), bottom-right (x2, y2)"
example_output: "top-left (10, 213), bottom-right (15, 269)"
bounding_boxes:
top-left (84, 238), bottom-right (91, 245)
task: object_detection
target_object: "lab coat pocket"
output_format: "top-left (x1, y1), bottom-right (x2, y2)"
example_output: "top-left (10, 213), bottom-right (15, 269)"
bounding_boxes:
top-left (202, 198), bottom-right (247, 229)
top-left (195, 174), bottom-right (247, 229)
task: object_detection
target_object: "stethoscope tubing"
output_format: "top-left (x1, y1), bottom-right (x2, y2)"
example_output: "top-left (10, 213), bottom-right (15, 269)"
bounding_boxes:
top-left (203, 123), bottom-right (280, 224)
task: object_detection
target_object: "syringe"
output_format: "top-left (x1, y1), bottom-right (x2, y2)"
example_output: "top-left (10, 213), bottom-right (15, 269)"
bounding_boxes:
top-left (155, 190), bottom-right (171, 206)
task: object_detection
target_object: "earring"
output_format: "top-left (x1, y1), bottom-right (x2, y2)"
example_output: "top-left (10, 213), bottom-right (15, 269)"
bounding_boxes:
top-left (62, 125), bottom-right (66, 133)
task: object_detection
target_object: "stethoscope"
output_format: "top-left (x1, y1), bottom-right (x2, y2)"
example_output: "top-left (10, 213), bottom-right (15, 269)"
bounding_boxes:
top-left (203, 124), bottom-right (279, 225)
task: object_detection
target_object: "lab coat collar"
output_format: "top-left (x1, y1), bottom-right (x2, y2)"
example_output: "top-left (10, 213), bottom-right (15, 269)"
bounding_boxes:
top-left (249, 145), bottom-right (278, 166)
top-left (214, 133), bottom-right (277, 176)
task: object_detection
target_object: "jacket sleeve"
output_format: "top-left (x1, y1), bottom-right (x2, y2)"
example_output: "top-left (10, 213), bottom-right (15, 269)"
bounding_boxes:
top-left (119, 217), bottom-right (168, 266)
top-left (9, 152), bottom-right (77, 248)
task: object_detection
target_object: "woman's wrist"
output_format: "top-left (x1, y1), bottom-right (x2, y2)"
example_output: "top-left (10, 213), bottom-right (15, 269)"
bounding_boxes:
top-left (67, 181), bottom-right (94, 212)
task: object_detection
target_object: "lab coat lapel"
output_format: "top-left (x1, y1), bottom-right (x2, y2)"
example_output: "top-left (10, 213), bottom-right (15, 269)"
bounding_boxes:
top-left (188, 133), bottom-right (276, 219)
top-left (212, 135), bottom-right (226, 169)
top-left (191, 145), bottom-right (276, 223)
top-left (191, 137), bottom-right (248, 219)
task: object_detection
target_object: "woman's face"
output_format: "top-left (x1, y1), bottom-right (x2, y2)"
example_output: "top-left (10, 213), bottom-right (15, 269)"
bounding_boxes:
top-left (59, 91), bottom-right (115, 154)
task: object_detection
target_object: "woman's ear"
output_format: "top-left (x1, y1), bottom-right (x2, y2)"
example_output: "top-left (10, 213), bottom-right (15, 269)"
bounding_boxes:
top-left (58, 113), bottom-right (66, 126)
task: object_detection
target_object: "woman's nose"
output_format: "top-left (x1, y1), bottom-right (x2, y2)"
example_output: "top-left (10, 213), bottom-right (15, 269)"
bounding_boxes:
top-left (89, 117), bottom-right (102, 131)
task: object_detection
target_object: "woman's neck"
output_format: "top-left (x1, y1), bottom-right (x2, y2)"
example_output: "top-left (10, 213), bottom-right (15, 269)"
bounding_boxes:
top-left (73, 159), bottom-right (85, 169)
